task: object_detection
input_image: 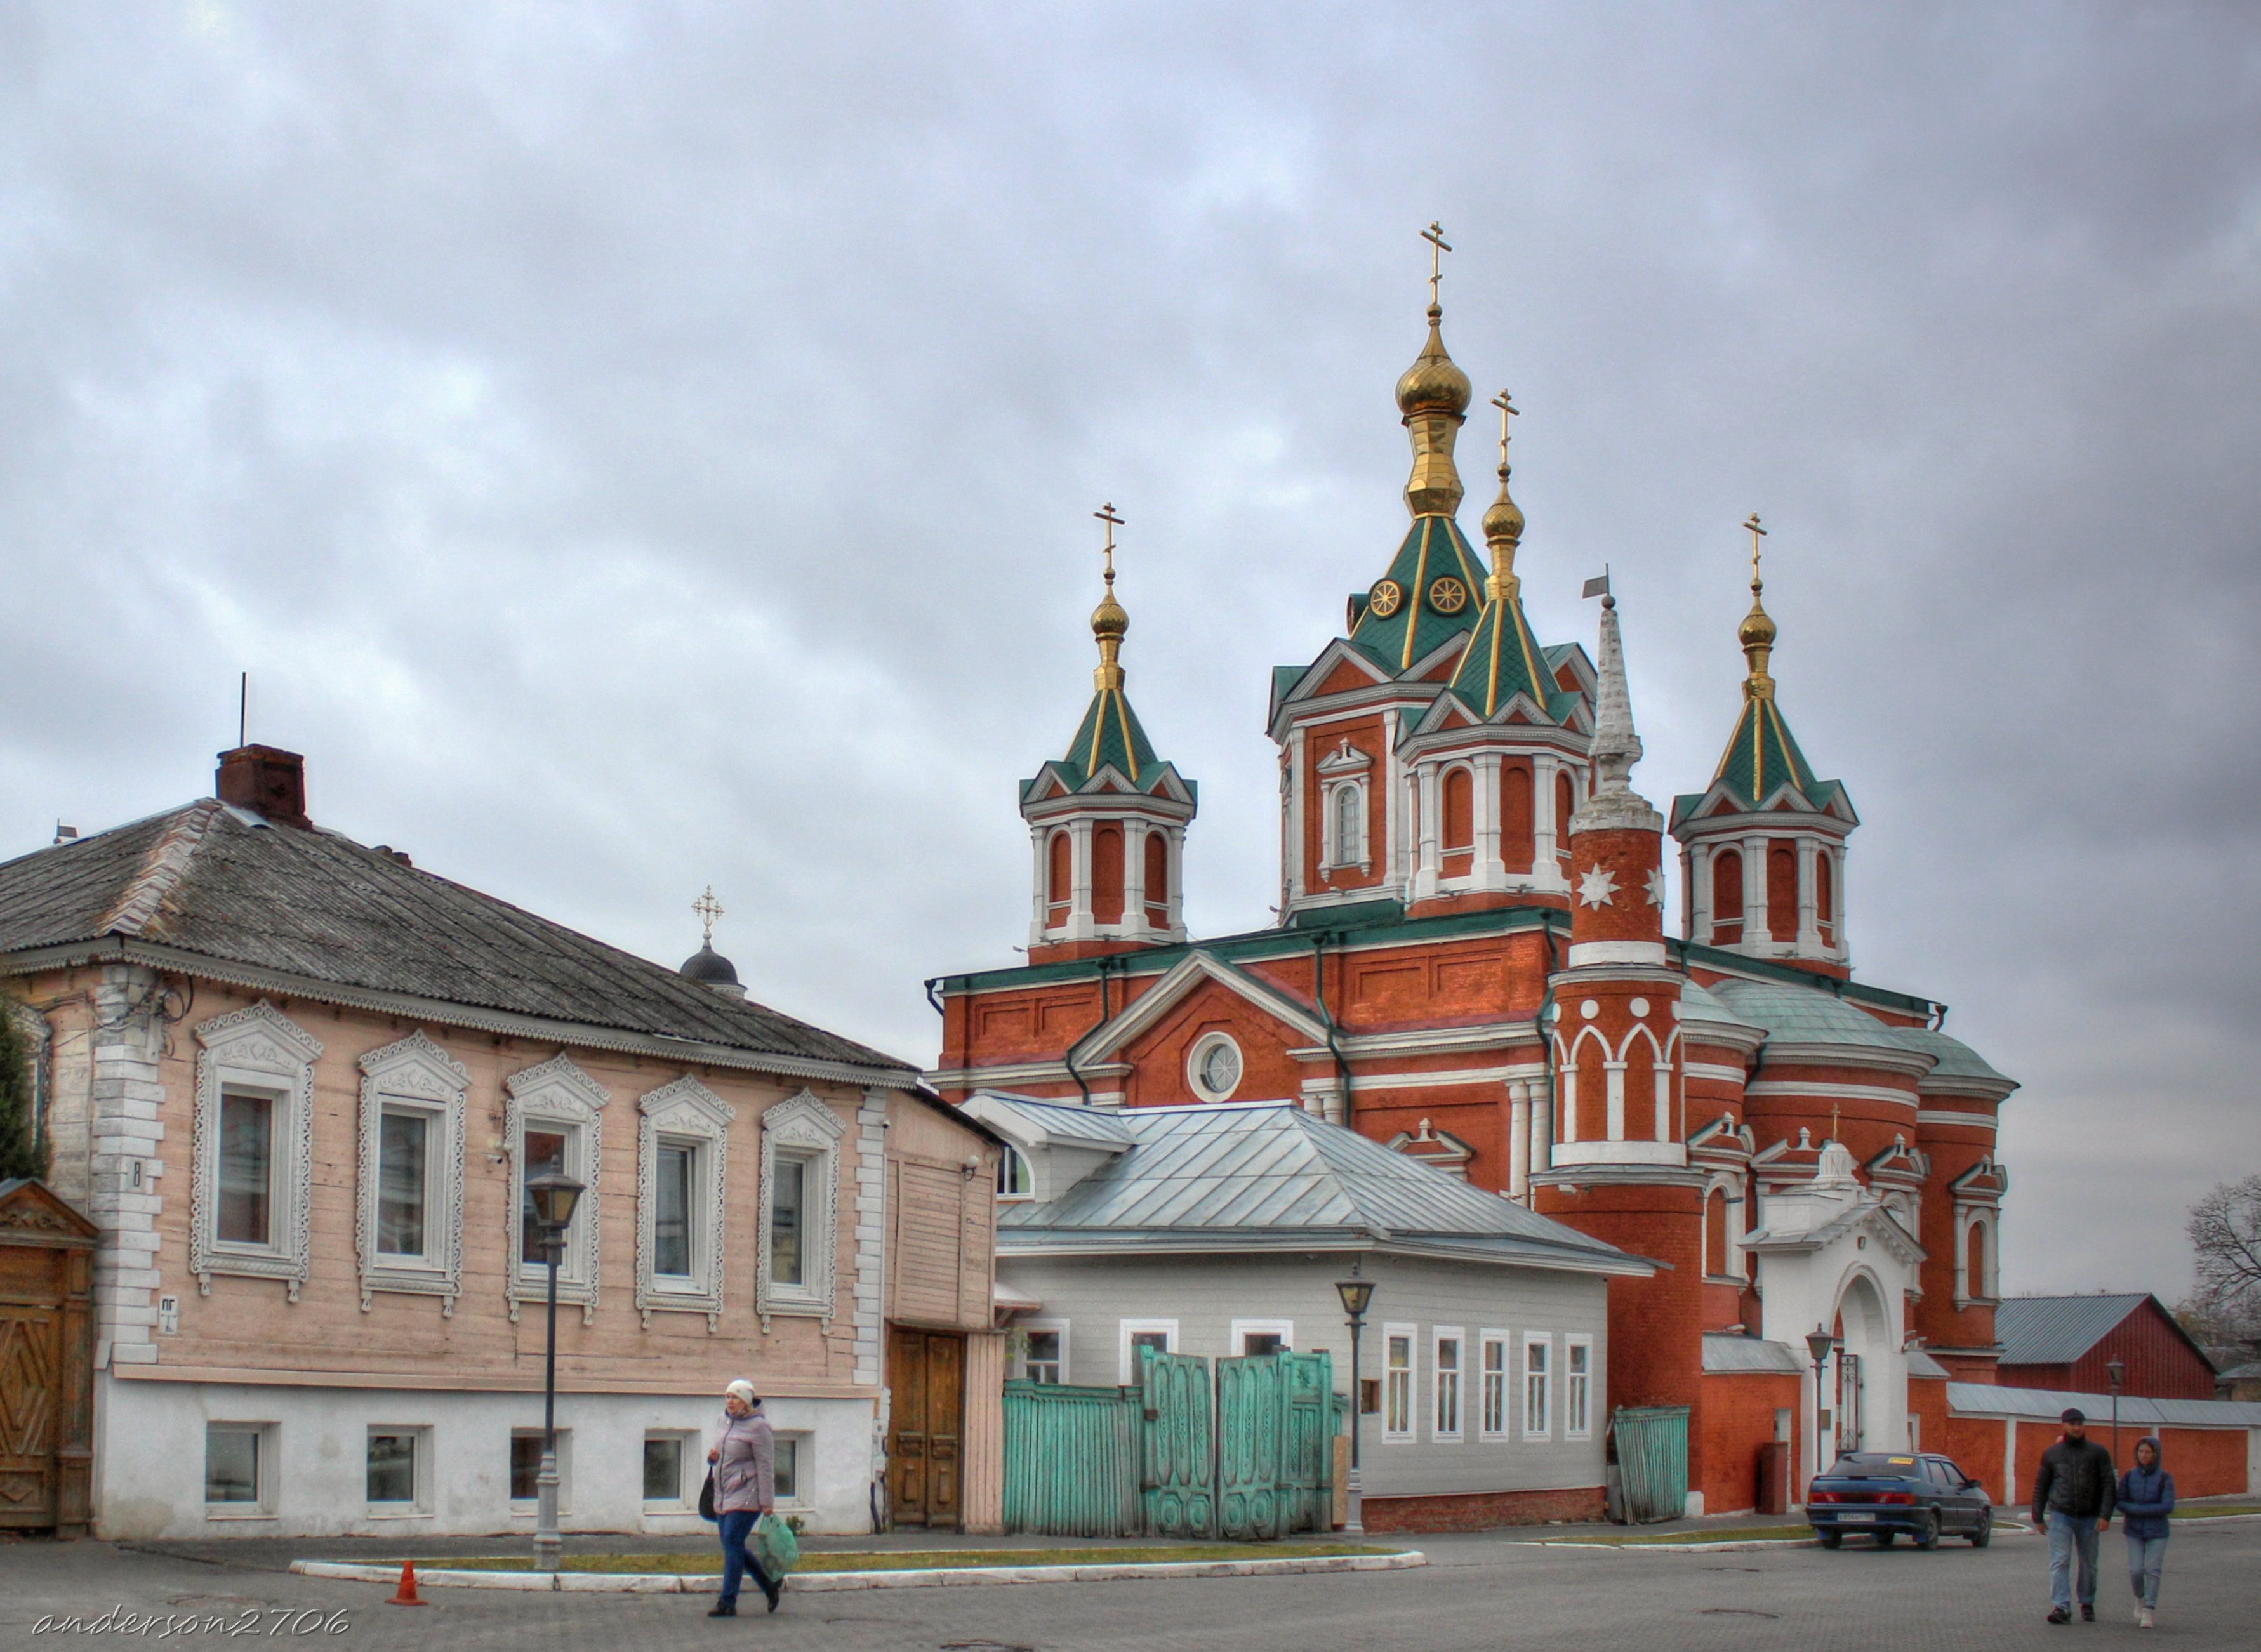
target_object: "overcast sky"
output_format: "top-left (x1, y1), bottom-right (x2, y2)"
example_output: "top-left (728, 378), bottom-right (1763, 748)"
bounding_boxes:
top-left (3, 3), bottom-right (2256, 1302)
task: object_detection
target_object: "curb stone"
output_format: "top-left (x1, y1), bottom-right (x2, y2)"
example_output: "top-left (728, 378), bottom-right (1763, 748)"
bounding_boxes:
top-left (288, 1552), bottom-right (1426, 1593)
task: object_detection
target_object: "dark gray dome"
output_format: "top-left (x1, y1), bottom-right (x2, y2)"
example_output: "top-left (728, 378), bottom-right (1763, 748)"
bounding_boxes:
top-left (679, 944), bottom-right (740, 987)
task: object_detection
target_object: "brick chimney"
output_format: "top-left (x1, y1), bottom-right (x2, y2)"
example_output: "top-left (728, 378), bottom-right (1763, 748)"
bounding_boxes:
top-left (216, 745), bottom-right (311, 829)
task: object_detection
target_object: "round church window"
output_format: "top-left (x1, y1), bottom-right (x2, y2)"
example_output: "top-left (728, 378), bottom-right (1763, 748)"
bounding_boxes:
top-left (1366, 579), bottom-right (1404, 619)
top-left (1189, 1033), bottom-right (1244, 1102)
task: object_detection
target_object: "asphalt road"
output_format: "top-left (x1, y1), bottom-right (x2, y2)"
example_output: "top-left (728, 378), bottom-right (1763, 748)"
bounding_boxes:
top-left (5, 1521), bottom-right (2256, 1651)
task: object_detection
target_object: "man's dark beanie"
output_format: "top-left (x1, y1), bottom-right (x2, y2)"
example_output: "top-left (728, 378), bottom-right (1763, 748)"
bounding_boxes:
top-left (2061, 1408), bottom-right (2085, 1425)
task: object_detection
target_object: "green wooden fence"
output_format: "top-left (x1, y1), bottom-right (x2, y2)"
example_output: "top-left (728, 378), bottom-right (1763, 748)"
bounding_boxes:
top-left (1140, 1348), bottom-right (1216, 1537)
top-left (1611, 1404), bottom-right (1690, 1524)
top-left (1002, 1379), bottom-right (1144, 1537)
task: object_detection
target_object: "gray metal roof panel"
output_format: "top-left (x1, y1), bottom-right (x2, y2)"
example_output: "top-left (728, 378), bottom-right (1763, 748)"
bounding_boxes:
top-left (1702, 1334), bottom-right (1805, 1375)
top-left (1994, 1294), bottom-right (2152, 1367)
top-left (1946, 1382), bottom-right (2261, 1429)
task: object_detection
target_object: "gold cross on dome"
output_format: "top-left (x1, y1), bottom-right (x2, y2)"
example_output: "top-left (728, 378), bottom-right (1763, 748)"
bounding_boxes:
top-left (1094, 502), bottom-right (1124, 588)
top-left (1744, 512), bottom-right (1768, 586)
top-left (1422, 221), bottom-right (1452, 307)
top-left (1491, 389), bottom-right (1518, 463)
top-left (693, 886), bottom-right (724, 947)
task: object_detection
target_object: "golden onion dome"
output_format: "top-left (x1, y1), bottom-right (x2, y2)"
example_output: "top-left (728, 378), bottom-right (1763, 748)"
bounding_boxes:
top-left (1482, 479), bottom-right (1525, 548)
top-left (1737, 593), bottom-right (1777, 649)
top-left (1396, 305), bottom-right (1473, 418)
top-left (1091, 591), bottom-right (1129, 640)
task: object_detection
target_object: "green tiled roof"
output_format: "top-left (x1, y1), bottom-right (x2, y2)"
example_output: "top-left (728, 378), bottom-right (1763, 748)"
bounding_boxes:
top-left (1348, 515), bottom-right (1489, 674)
top-left (1054, 684), bottom-right (1162, 788)
top-left (1701, 692), bottom-right (1845, 814)
top-left (1446, 583), bottom-right (1553, 717)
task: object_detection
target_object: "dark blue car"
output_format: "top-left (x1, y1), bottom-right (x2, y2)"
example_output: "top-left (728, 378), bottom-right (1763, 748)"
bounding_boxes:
top-left (1807, 1451), bottom-right (1994, 1549)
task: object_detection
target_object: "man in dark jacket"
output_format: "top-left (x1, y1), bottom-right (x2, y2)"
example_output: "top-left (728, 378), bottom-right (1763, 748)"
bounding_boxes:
top-left (2032, 1408), bottom-right (2116, 1623)
top-left (2116, 1436), bottom-right (2175, 1628)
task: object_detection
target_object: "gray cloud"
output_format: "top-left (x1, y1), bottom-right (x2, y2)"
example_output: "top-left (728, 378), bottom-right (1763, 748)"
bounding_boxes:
top-left (3, 1), bottom-right (2256, 1301)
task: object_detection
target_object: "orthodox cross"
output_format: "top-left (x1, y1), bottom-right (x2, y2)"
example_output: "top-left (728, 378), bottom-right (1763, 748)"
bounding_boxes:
top-left (1744, 512), bottom-right (1768, 586)
top-left (1422, 221), bottom-right (1452, 307)
top-left (1094, 501), bottom-right (1123, 591)
top-left (693, 886), bottom-right (723, 948)
top-left (1491, 389), bottom-right (1518, 465)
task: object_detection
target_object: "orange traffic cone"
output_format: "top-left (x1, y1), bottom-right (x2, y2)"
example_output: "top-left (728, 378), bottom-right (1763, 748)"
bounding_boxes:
top-left (387, 1559), bottom-right (428, 1606)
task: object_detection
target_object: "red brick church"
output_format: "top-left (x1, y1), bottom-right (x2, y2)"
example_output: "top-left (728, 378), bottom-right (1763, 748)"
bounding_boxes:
top-left (927, 254), bottom-right (2019, 1516)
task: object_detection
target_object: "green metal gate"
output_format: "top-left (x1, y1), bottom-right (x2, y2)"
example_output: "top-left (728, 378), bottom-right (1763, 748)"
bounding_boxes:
top-left (1002, 1379), bottom-right (1143, 1536)
top-left (1611, 1404), bottom-right (1690, 1524)
top-left (1139, 1347), bottom-right (1214, 1537)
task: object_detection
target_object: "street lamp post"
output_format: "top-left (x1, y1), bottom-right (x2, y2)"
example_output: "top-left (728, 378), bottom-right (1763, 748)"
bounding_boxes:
top-left (2106, 1357), bottom-right (2126, 1467)
top-left (526, 1171), bottom-right (585, 1575)
top-left (1805, 1326), bottom-right (1836, 1507)
top-left (1336, 1274), bottom-right (1377, 1536)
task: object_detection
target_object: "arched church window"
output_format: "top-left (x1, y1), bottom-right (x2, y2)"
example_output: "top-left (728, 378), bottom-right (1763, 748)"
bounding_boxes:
top-left (1706, 1187), bottom-right (1729, 1276)
top-left (1442, 769), bottom-right (1473, 852)
top-left (1334, 784), bottom-right (1363, 866)
top-left (1768, 843), bottom-right (1798, 941)
top-left (1501, 763), bottom-right (1534, 873)
top-left (1712, 849), bottom-right (1744, 942)
top-left (1555, 772), bottom-right (1575, 854)
top-left (1966, 1219), bottom-right (1990, 1301)
top-left (1047, 832), bottom-right (1071, 920)
top-left (1092, 824), bottom-right (1125, 925)
top-left (1144, 831), bottom-right (1169, 927)
top-left (1816, 850), bottom-right (1836, 938)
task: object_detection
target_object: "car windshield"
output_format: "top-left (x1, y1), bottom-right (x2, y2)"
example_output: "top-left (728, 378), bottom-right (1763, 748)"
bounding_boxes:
top-left (1827, 1454), bottom-right (1920, 1476)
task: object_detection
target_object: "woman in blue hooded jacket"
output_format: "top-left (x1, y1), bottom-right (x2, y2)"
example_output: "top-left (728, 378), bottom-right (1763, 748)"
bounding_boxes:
top-left (2116, 1435), bottom-right (2175, 1629)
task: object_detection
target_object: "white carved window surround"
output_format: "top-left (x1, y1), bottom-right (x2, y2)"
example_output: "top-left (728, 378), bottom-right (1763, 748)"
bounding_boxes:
top-left (635, 1075), bottom-right (735, 1330)
top-left (1954, 1205), bottom-right (1999, 1309)
top-left (355, 1031), bottom-right (470, 1316)
top-left (1316, 739), bottom-right (1373, 875)
top-left (190, 1003), bottom-right (323, 1302)
top-left (757, 1089), bottom-right (846, 1331)
top-left (505, 1055), bottom-right (609, 1325)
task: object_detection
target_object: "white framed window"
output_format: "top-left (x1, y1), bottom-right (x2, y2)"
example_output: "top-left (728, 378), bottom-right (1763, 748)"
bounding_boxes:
top-left (772, 1433), bottom-right (810, 1508)
top-left (365, 1426), bottom-right (431, 1514)
top-left (1323, 778), bottom-right (1369, 871)
top-left (1018, 1320), bottom-right (1067, 1383)
top-left (1565, 1335), bottom-right (1594, 1440)
top-left (1523, 1333), bottom-right (1553, 1440)
top-left (508, 1429), bottom-right (573, 1514)
top-left (504, 1056), bottom-right (609, 1324)
top-left (995, 1144), bottom-right (1032, 1199)
top-left (1230, 1318), bottom-right (1294, 1356)
top-left (190, 1004), bottom-right (322, 1300)
top-left (203, 1422), bottom-right (274, 1517)
top-left (642, 1431), bottom-right (698, 1508)
top-left (354, 1032), bottom-right (469, 1316)
top-left (1433, 1328), bottom-right (1464, 1441)
top-left (1479, 1332), bottom-right (1511, 1442)
top-left (635, 1076), bottom-right (735, 1329)
top-left (1382, 1323), bottom-right (1416, 1443)
top-left (1118, 1318), bottom-right (1178, 1383)
top-left (757, 1090), bottom-right (846, 1327)
top-left (1186, 1031), bottom-right (1244, 1103)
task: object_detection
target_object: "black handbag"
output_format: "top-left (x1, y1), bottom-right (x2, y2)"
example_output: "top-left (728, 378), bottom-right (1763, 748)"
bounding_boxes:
top-left (698, 1469), bottom-right (717, 1521)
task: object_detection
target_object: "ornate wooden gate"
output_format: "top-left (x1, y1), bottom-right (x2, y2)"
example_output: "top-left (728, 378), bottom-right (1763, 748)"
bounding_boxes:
top-left (0, 1180), bottom-right (97, 1535)
top-left (1138, 1347), bottom-right (1213, 1537)
top-left (887, 1325), bottom-right (965, 1529)
top-left (1212, 1351), bottom-right (1334, 1540)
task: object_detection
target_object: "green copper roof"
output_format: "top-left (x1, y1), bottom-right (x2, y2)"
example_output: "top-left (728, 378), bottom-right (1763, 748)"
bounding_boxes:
top-left (1348, 515), bottom-right (1489, 675)
top-left (1447, 581), bottom-right (1567, 720)
top-left (1054, 683), bottom-right (1162, 788)
top-left (1706, 692), bottom-right (1840, 810)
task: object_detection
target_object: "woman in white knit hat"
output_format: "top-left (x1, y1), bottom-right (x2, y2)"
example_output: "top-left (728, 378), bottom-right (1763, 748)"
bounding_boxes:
top-left (706, 1380), bottom-right (779, 1615)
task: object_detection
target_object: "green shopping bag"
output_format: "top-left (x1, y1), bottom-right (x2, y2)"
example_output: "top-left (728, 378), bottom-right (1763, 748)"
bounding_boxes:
top-left (753, 1511), bottom-right (800, 1577)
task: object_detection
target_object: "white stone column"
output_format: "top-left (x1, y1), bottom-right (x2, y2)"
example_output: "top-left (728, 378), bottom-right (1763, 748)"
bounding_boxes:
top-left (1508, 1081), bottom-right (1532, 1203)
top-left (1066, 819), bottom-right (1096, 941)
top-left (1556, 1055), bottom-right (1578, 1146)
top-left (1123, 817), bottom-right (1148, 938)
top-left (1687, 843), bottom-right (1713, 942)
top-left (90, 965), bottom-right (166, 1371)
top-left (1028, 826), bottom-right (1052, 946)
top-left (1604, 1059), bottom-right (1628, 1141)
top-left (1742, 833), bottom-right (1768, 943)
top-left (1534, 1076), bottom-right (1556, 1168)
top-left (1412, 763), bottom-right (1442, 899)
top-left (1534, 753), bottom-right (1560, 871)
top-left (1796, 837), bottom-right (1821, 953)
top-left (1167, 828), bottom-right (1187, 939)
top-left (1474, 752), bottom-right (1504, 888)
top-left (1285, 731), bottom-right (1306, 904)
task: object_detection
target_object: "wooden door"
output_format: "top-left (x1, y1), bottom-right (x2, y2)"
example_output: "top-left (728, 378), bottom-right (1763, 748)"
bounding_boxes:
top-left (887, 1326), bottom-right (965, 1528)
top-left (0, 1182), bottom-right (98, 1535)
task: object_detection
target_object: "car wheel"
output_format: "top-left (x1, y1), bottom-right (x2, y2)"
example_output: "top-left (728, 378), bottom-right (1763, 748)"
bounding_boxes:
top-left (1875, 1529), bottom-right (1895, 1547)
top-left (1914, 1512), bottom-right (1939, 1550)
top-left (1819, 1530), bottom-right (1843, 1549)
top-left (1970, 1509), bottom-right (1992, 1549)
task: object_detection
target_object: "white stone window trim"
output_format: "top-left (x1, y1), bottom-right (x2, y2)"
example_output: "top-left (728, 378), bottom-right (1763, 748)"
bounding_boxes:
top-left (1564, 1333), bottom-right (1596, 1441)
top-left (1431, 1325), bottom-right (1466, 1443)
top-left (634, 1075), bottom-right (735, 1331)
top-left (1523, 1330), bottom-right (1553, 1441)
top-left (757, 1088), bottom-right (846, 1331)
top-left (1117, 1316), bottom-right (1179, 1383)
top-left (1953, 1203), bottom-right (1999, 1310)
top-left (1230, 1318), bottom-right (1294, 1356)
top-left (1381, 1321), bottom-right (1417, 1444)
top-left (505, 1054), bottom-right (609, 1325)
top-left (354, 1031), bottom-right (470, 1316)
top-left (190, 1003), bottom-right (323, 1302)
top-left (1186, 1031), bottom-right (1245, 1104)
top-left (1478, 1329), bottom-right (1513, 1443)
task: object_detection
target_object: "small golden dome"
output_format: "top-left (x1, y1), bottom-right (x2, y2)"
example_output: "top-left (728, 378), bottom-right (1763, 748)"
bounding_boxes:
top-left (1091, 593), bottom-right (1129, 640)
top-left (1482, 473), bottom-right (1525, 548)
top-left (1396, 305), bottom-right (1473, 418)
top-left (1737, 592), bottom-right (1776, 649)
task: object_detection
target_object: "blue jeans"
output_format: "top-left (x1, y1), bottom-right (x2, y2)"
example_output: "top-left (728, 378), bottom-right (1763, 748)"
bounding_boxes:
top-left (2125, 1533), bottom-right (2167, 1609)
top-left (2048, 1510), bottom-right (2100, 1611)
top-left (716, 1509), bottom-right (774, 1606)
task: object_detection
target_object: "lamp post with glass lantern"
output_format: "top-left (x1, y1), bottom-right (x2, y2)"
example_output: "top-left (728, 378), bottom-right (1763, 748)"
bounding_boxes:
top-left (526, 1170), bottom-right (585, 1575)
top-left (1805, 1326), bottom-right (1835, 1505)
top-left (2107, 1357), bottom-right (2126, 1467)
top-left (1336, 1272), bottom-right (1376, 1536)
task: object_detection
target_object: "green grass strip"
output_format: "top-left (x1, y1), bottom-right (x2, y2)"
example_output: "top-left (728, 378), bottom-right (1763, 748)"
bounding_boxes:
top-left (430, 1542), bottom-right (1395, 1576)
top-left (1565, 1524), bottom-right (1816, 1546)
top-left (2172, 1503), bottom-right (2260, 1519)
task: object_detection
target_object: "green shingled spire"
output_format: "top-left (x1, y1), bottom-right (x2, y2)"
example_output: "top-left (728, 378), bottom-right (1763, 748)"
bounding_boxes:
top-left (1348, 514), bottom-right (1490, 673)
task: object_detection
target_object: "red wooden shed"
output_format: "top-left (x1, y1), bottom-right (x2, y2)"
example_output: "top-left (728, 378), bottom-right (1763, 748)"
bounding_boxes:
top-left (1994, 1293), bottom-right (2218, 1401)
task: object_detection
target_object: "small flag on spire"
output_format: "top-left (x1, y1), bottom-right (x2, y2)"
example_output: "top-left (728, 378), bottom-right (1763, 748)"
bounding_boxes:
top-left (1582, 569), bottom-right (1612, 600)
